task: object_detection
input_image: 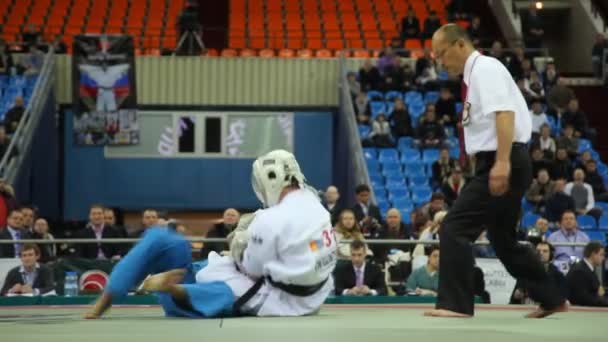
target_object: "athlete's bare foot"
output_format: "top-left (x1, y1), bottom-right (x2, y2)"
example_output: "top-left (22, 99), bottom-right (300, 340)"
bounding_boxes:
top-left (525, 302), bottom-right (569, 318)
top-left (424, 309), bottom-right (472, 318)
top-left (84, 292), bottom-right (112, 319)
top-left (140, 269), bottom-right (186, 293)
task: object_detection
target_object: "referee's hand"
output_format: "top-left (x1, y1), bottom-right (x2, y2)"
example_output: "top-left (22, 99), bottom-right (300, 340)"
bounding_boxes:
top-left (489, 161), bottom-right (511, 196)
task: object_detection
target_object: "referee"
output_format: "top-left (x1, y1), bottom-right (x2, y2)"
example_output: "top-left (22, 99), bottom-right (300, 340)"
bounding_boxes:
top-left (425, 24), bottom-right (567, 318)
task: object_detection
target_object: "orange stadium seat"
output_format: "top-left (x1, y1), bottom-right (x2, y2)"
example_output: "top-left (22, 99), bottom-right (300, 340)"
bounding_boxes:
top-left (326, 39), bottom-right (344, 50)
top-left (307, 38), bottom-right (322, 49)
top-left (239, 48), bottom-right (256, 57)
top-left (297, 49), bottom-right (313, 58)
top-left (405, 39), bottom-right (422, 49)
top-left (259, 49), bottom-right (275, 58)
top-left (315, 49), bottom-right (333, 58)
top-left (352, 50), bottom-right (370, 58)
top-left (334, 50), bottom-right (351, 58)
top-left (279, 49), bottom-right (295, 58)
top-left (221, 48), bottom-right (238, 57)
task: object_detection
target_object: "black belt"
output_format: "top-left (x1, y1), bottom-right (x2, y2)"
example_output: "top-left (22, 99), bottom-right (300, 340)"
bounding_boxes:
top-left (232, 275), bottom-right (328, 315)
top-left (475, 142), bottom-right (527, 159)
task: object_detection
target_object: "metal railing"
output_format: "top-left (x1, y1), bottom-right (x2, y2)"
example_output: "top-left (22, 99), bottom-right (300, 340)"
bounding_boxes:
top-left (0, 48), bottom-right (56, 182)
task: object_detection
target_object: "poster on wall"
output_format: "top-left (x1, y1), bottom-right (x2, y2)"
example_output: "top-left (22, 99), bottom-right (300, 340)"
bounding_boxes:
top-left (72, 34), bottom-right (139, 146)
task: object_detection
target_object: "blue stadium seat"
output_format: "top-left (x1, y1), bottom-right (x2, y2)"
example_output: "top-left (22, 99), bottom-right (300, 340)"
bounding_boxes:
top-left (404, 91), bottom-right (423, 105)
top-left (521, 199), bottom-right (535, 213)
top-left (444, 126), bottom-right (455, 138)
top-left (367, 90), bottom-right (384, 101)
top-left (585, 231), bottom-right (606, 245)
top-left (373, 185), bottom-right (387, 197)
top-left (445, 136), bottom-right (459, 148)
top-left (599, 216), bottom-right (608, 230)
top-left (404, 164), bottom-right (426, 177)
top-left (389, 189), bottom-right (410, 200)
top-left (381, 160), bottom-right (401, 172)
top-left (596, 202), bottom-right (608, 213)
top-left (412, 188), bottom-right (432, 206)
top-left (409, 175), bottom-right (429, 187)
top-left (393, 198), bottom-right (414, 211)
top-left (437, 70), bottom-right (449, 81)
top-left (521, 212), bottom-right (540, 228)
top-left (363, 147), bottom-right (377, 160)
top-left (596, 163), bottom-right (608, 176)
top-left (577, 215), bottom-right (597, 230)
top-left (385, 101), bottom-right (395, 115)
top-left (400, 209), bottom-right (413, 223)
top-left (378, 148), bottom-right (399, 162)
top-left (455, 102), bottom-right (463, 113)
top-left (400, 148), bottom-right (421, 162)
top-left (369, 174), bottom-right (384, 186)
top-left (424, 91), bottom-right (440, 104)
top-left (385, 91), bottom-right (402, 102)
top-left (370, 101), bottom-right (386, 119)
top-left (578, 139), bottom-right (592, 151)
top-left (422, 149), bottom-right (441, 163)
top-left (408, 102), bottom-right (426, 121)
top-left (358, 125), bottom-right (371, 139)
top-left (366, 159), bottom-right (380, 172)
top-left (397, 137), bottom-right (414, 150)
top-left (386, 179), bottom-right (406, 188)
top-left (449, 147), bottom-right (460, 159)
top-left (377, 201), bottom-right (390, 215)
top-left (385, 174), bottom-right (406, 184)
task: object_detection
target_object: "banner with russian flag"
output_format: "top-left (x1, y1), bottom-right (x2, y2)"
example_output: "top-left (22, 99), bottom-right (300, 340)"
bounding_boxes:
top-left (72, 34), bottom-right (139, 146)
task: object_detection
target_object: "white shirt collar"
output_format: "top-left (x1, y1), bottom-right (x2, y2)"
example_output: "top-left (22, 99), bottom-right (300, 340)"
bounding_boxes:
top-left (463, 50), bottom-right (481, 87)
top-left (19, 263), bottom-right (40, 273)
top-left (583, 259), bottom-right (594, 272)
top-left (353, 262), bottom-right (366, 273)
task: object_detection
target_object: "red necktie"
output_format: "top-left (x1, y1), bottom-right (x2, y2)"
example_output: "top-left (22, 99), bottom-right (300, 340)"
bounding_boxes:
top-left (458, 80), bottom-right (467, 167)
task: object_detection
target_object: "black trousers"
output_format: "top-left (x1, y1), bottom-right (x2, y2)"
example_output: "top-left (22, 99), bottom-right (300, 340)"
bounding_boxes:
top-left (436, 144), bottom-right (564, 315)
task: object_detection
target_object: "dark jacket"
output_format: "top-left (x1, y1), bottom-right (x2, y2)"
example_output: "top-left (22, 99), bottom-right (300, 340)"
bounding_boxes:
top-left (510, 263), bottom-right (566, 304)
top-left (76, 224), bottom-right (124, 259)
top-left (566, 261), bottom-right (608, 307)
top-left (544, 192), bottom-right (576, 223)
top-left (200, 222), bottom-right (234, 259)
top-left (0, 228), bottom-right (32, 258)
top-left (333, 261), bottom-right (387, 296)
top-left (352, 202), bottom-right (382, 224)
top-left (1, 264), bottom-right (55, 296)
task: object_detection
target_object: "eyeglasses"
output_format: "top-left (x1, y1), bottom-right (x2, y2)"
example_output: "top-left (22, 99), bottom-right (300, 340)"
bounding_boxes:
top-left (435, 39), bottom-right (460, 60)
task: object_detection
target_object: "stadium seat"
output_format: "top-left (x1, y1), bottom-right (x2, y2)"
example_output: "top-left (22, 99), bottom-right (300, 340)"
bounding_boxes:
top-left (404, 91), bottom-right (423, 104)
top-left (422, 149), bottom-right (441, 163)
top-left (577, 215), bottom-right (597, 230)
top-left (259, 49), bottom-right (275, 57)
top-left (373, 187), bottom-right (387, 199)
top-left (221, 49), bottom-right (238, 57)
top-left (367, 90), bottom-right (384, 101)
top-left (397, 137), bottom-right (414, 150)
top-left (521, 212), bottom-right (540, 228)
top-left (404, 163), bottom-right (426, 177)
top-left (393, 199), bottom-right (414, 211)
top-left (400, 148), bottom-right (421, 162)
top-left (455, 102), bottom-right (463, 113)
top-left (366, 159), bottom-right (380, 172)
top-left (400, 209), bottom-right (413, 223)
top-left (297, 49), bottom-right (313, 58)
top-left (521, 199), bottom-right (535, 213)
top-left (378, 149), bottom-right (399, 162)
top-left (385, 173), bottom-right (405, 184)
top-left (598, 216), bottom-right (608, 230)
top-left (386, 179), bottom-right (407, 188)
top-left (358, 125), bottom-right (371, 138)
top-left (385, 101), bottom-right (395, 115)
top-left (412, 188), bottom-right (432, 206)
top-left (597, 163), bottom-right (608, 176)
top-left (585, 231), bottom-right (606, 245)
top-left (385, 91), bottom-right (402, 102)
top-left (389, 189), bottom-right (409, 200)
top-left (363, 147), bottom-right (378, 160)
top-left (239, 48), bottom-right (256, 57)
top-left (424, 91), bottom-right (440, 104)
top-left (409, 175), bottom-right (429, 187)
top-left (370, 101), bottom-right (386, 118)
top-left (408, 102), bottom-right (426, 122)
top-left (596, 202), bottom-right (608, 213)
top-left (369, 174), bottom-right (384, 186)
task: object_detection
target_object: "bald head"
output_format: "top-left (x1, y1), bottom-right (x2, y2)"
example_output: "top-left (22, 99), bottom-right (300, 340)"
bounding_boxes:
top-left (432, 23), bottom-right (475, 76)
top-left (386, 208), bottom-right (401, 228)
top-left (223, 208), bottom-right (240, 226)
top-left (433, 24), bottom-right (472, 46)
top-left (325, 185), bottom-right (339, 204)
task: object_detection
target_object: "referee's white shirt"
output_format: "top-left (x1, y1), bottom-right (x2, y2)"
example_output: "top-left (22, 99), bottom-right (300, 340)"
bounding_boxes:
top-left (462, 50), bottom-right (532, 155)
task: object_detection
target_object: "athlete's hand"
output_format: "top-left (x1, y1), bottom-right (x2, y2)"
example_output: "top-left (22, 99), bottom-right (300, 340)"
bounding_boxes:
top-left (489, 160), bottom-right (510, 196)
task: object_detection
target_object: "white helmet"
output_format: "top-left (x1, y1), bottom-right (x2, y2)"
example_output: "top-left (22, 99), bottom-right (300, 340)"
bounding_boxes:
top-left (251, 149), bottom-right (306, 207)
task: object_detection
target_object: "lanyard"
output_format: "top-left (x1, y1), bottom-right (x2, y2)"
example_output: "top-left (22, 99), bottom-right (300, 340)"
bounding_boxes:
top-left (464, 54), bottom-right (481, 103)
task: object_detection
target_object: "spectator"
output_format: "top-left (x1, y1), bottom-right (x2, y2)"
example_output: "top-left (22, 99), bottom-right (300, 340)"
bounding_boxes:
top-left (3, 96), bottom-right (25, 134)
top-left (17, 206), bottom-right (34, 236)
top-left (441, 166), bottom-right (465, 206)
top-left (566, 241), bottom-right (608, 306)
top-left (415, 51), bottom-right (438, 90)
top-left (76, 204), bottom-right (123, 260)
top-left (401, 63), bottom-right (416, 91)
top-left (335, 209), bottom-right (366, 260)
top-left (19, 45), bottom-right (44, 75)
top-left (473, 230), bottom-right (496, 258)
top-left (525, 169), bottom-right (555, 213)
top-left (551, 148), bottom-right (573, 180)
top-left (377, 47), bottom-right (396, 76)
top-left (507, 46), bottom-right (525, 79)
top-left (446, 0), bottom-right (468, 20)
top-left (541, 61), bottom-right (559, 91)
top-left (406, 245), bottom-right (440, 296)
top-left (0, 209), bottom-right (30, 258)
top-left (103, 207), bottom-right (127, 237)
top-left (334, 240), bottom-right (387, 296)
top-left (435, 87), bottom-right (456, 127)
top-left (516, 77), bottom-right (533, 105)
top-left (130, 209), bottom-right (159, 237)
top-left (584, 160), bottom-right (608, 202)
top-left (564, 169), bottom-right (603, 219)
top-left (389, 98), bottom-right (413, 138)
top-left (591, 33), bottom-right (608, 79)
top-left (352, 184), bottom-right (382, 224)
top-left (529, 100), bottom-right (548, 135)
top-left (200, 208), bottom-right (240, 258)
top-left (416, 104), bottom-right (445, 148)
top-left (536, 124), bottom-right (555, 159)
top-left (467, 16), bottom-right (484, 47)
top-left (413, 211), bottom-right (447, 259)
top-left (358, 60), bottom-right (381, 91)
top-left (0, 39), bottom-right (14, 75)
top-left (489, 40), bottom-right (505, 63)
top-left (0, 244), bottom-right (54, 296)
top-left (381, 56), bottom-right (405, 92)
top-left (521, 59), bottom-right (534, 80)
top-left (575, 150), bottom-right (593, 170)
top-left (0, 126), bottom-right (10, 159)
top-left (522, 217), bottom-right (551, 244)
top-left (544, 179), bottom-right (576, 223)
top-left (561, 98), bottom-right (592, 140)
top-left (511, 242), bottom-right (566, 304)
top-left (49, 36), bottom-right (67, 54)
top-left (432, 147), bottom-right (456, 188)
top-left (523, 6), bottom-right (544, 50)
top-left (421, 10), bottom-right (441, 40)
top-left (420, 193), bottom-right (448, 221)
top-left (322, 186), bottom-right (342, 226)
top-left (530, 146), bottom-right (552, 179)
top-left (373, 208), bottom-right (413, 262)
top-left (353, 92), bottom-right (371, 125)
top-left (31, 217), bottom-right (55, 263)
top-left (389, 38), bottom-right (409, 58)
top-left (346, 72), bottom-right (360, 98)
top-left (400, 8), bottom-right (420, 39)
top-left (527, 72), bottom-right (545, 101)
top-left (547, 210), bottom-right (590, 263)
top-left (368, 113), bottom-right (394, 148)
top-left (21, 24), bottom-right (41, 50)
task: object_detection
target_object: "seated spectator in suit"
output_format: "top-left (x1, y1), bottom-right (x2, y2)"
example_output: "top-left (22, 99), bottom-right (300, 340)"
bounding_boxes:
top-left (551, 148), bottom-right (573, 180)
top-left (389, 98), bottom-right (413, 138)
top-left (584, 160), bottom-right (608, 202)
top-left (527, 72), bottom-right (545, 102)
top-left (368, 113), bottom-right (394, 148)
top-left (352, 184), bottom-right (382, 224)
top-left (556, 124), bottom-right (579, 159)
top-left (562, 98), bottom-right (593, 140)
top-left (31, 218), bottom-right (55, 263)
top-left (525, 169), bottom-right (555, 214)
top-left (359, 60), bottom-right (381, 92)
top-left (200, 208), bottom-right (240, 258)
top-left (432, 147), bottom-right (456, 188)
top-left (529, 100), bottom-right (548, 135)
top-left (419, 193), bottom-right (448, 221)
top-left (542, 61), bottom-right (559, 91)
top-left (130, 209), bottom-right (159, 237)
top-left (335, 209), bottom-right (369, 260)
top-left (334, 240), bottom-right (387, 296)
top-left (373, 208), bottom-right (413, 262)
top-left (406, 245), bottom-right (440, 296)
top-left (441, 166), bottom-right (465, 206)
top-left (521, 217), bottom-right (550, 244)
top-left (77, 205), bottom-right (123, 260)
top-left (353, 92), bottom-right (371, 125)
top-left (20, 205), bottom-right (36, 235)
top-left (421, 10), bottom-right (441, 39)
top-left (0, 208), bottom-right (31, 258)
top-left (435, 87), bottom-right (456, 127)
top-left (536, 124), bottom-right (556, 159)
top-left (544, 179), bottom-right (576, 223)
top-left (400, 8), bottom-right (420, 39)
top-left (530, 147), bottom-right (552, 179)
top-left (0, 244), bottom-right (54, 296)
top-left (566, 241), bottom-right (608, 306)
top-left (511, 242), bottom-right (566, 304)
top-left (564, 169), bottom-right (603, 220)
top-left (3, 96), bottom-right (25, 134)
top-left (382, 56), bottom-right (406, 92)
top-left (548, 210), bottom-right (590, 264)
top-left (102, 208), bottom-right (129, 254)
top-left (575, 150), bottom-right (593, 170)
top-left (323, 186), bottom-right (342, 226)
top-left (413, 211), bottom-right (446, 259)
top-left (415, 105), bottom-right (445, 148)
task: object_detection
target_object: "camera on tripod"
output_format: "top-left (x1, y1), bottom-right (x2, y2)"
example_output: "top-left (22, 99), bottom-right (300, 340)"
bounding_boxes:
top-left (175, 1), bottom-right (205, 55)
